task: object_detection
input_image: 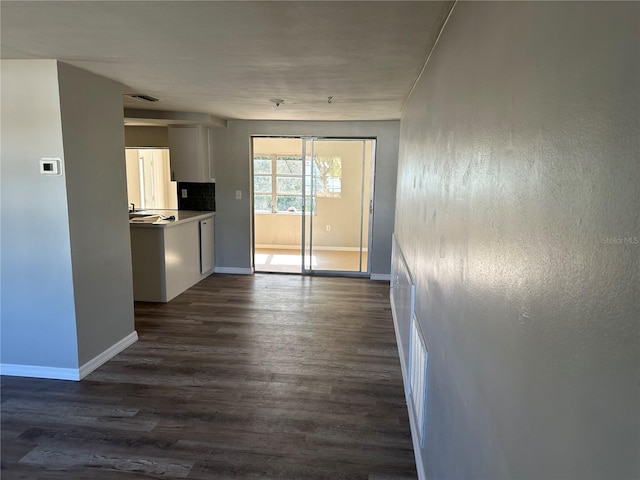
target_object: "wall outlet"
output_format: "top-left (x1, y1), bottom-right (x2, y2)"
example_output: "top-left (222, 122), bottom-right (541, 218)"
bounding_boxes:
top-left (181, 189), bottom-right (188, 198)
top-left (235, 190), bottom-right (242, 200)
top-left (326, 225), bottom-right (331, 232)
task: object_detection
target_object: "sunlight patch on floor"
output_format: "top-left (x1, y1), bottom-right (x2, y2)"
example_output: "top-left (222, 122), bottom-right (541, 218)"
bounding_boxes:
top-left (255, 248), bottom-right (367, 274)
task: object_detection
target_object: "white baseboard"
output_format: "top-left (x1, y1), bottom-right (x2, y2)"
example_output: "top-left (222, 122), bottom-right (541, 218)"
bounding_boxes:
top-left (0, 331), bottom-right (138, 382)
top-left (0, 363), bottom-right (81, 381)
top-left (409, 406), bottom-right (427, 480)
top-left (315, 246), bottom-right (368, 252)
top-left (255, 244), bottom-right (298, 250)
top-left (370, 273), bottom-right (391, 281)
top-left (390, 299), bottom-right (425, 480)
top-left (78, 331), bottom-right (138, 380)
top-left (255, 244), bottom-right (368, 252)
top-left (214, 266), bottom-right (254, 275)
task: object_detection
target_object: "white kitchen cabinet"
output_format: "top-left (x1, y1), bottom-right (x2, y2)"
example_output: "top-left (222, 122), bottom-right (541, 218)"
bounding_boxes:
top-left (199, 218), bottom-right (215, 274)
top-left (168, 125), bottom-right (213, 182)
top-left (130, 211), bottom-right (215, 302)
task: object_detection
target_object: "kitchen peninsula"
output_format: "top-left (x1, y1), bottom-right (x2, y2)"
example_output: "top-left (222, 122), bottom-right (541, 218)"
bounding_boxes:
top-left (129, 210), bottom-right (214, 302)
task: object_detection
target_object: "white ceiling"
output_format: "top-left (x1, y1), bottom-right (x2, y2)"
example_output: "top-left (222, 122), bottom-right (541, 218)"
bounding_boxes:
top-left (1, 1), bottom-right (453, 122)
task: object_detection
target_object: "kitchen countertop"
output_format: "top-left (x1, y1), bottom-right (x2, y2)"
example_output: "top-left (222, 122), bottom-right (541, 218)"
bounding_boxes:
top-left (129, 209), bottom-right (214, 227)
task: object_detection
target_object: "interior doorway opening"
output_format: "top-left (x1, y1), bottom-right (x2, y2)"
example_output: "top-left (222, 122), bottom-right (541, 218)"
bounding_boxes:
top-left (125, 148), bottom-right (177, 210)
top-left (252, 136), bottom-right (375, 276)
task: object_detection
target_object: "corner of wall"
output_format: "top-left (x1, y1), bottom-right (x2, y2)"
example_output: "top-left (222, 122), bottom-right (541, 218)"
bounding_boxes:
top-left (57, 62), bottom-right (136, 366)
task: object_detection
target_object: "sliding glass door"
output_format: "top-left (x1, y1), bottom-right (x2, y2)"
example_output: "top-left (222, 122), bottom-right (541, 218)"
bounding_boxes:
top-left (302, 138), bottom-right (375, 275)
top-left (253, 138), bottom-right (305, 274)
top-left (253, 137), bottom-right (375, 276)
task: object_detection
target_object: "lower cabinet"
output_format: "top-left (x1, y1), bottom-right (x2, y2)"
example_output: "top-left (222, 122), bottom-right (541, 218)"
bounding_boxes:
top-left (130, 215), bottom-right (214, 302)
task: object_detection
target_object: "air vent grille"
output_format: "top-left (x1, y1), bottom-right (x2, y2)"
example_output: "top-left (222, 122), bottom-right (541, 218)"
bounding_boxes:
top-left (409, 312), bottom-right (428, 447)
top-left (126, 94), bottom-right (159, 103)
top-left (390, 234), bottom-right (416, 394)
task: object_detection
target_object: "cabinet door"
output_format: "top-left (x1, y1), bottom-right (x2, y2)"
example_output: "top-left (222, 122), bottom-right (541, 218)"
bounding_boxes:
top-left (199, 218), bottom-right (215, 274)
top-left (168, 126), bottom-right (211, 182)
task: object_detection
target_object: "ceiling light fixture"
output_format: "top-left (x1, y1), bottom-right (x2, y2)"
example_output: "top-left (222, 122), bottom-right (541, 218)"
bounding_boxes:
top-left (270, 98), bottom-right (284, 107)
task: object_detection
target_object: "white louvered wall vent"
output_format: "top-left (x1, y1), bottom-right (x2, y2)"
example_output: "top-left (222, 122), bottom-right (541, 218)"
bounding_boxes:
top-left (409, 312), bottom-right (428, 447)
top-left (390, 235), bottom-right (428, 478)
top-left (390, 235), bottom-right (415, 396)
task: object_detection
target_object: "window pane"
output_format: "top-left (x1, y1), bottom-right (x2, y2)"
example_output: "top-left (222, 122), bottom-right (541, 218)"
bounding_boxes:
top-left (276, 195), bottom-right (303, 213)
top-left (253, 157), bottom-right (272, 174)
top-left (276, 156), bottom-right (303, 175)
top-left (254, 194), bottom-right (272, 212)
top-left (277, 177), bottom-right (302, 194)
top-left (254, 175), bottom-right (272, 192)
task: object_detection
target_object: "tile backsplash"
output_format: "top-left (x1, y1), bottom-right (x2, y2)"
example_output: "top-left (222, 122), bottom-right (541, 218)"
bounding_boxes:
top-left (177, 182), bottom-right (215, 211)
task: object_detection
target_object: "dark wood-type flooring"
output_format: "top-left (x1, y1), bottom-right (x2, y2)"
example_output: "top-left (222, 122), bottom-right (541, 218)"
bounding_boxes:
top-left (1, 274), bottom-right (416, 479)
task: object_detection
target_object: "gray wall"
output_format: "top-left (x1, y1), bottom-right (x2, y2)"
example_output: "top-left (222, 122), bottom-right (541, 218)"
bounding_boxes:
top-left (1, 60), bottom-right (79, 368)
top-left (395, 2), bottom-right (639, 479)
top-left (212, 120), bottom-right (400, 275)
top-left (1, 60), bottom-right (136, 373)
top-left (58, 62), bottom-right (136, 365)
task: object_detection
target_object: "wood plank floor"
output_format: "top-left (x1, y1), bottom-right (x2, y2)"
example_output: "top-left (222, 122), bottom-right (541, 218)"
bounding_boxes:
top-left (1, 274), bottom-right (416, 480)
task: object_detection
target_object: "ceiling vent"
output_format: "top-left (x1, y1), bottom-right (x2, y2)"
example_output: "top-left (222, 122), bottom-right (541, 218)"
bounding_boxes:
top-left (126, 94), bottom-right (159, 103)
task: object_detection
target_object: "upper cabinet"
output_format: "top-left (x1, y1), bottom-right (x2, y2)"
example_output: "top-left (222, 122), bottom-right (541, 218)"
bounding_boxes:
top-left (168, 126), bottom-right (214, 183)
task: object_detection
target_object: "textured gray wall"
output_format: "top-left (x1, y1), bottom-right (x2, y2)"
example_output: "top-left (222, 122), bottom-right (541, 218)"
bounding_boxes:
top-left (0, 60), bottom-right (80, 368)
top-left (58, 62), bottom-right (136, 365)
top-left (396, 2), bottom-right (639, 479)
top-left (1, 60), bottom-right (136, 372)
top-left (212, 121), bottom-right (400, 275)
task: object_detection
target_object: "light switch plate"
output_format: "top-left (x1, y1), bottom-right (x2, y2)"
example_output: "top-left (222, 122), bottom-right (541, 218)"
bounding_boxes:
top-left (235, 190), bottom-right (242, 200)
top-left (181, 189), bottom-right (188, 198)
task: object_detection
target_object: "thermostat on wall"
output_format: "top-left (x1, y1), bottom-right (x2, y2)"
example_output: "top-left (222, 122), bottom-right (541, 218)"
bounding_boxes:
top-left (40, 158), bottom-right (62, 176)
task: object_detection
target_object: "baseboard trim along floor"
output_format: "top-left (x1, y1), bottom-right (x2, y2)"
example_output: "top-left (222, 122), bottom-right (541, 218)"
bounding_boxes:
top-left (370, 273), bottom-right (391, 281)
top-left (1, 331), bottom-right (138, 381)
top-left (0, 363), bottom-right (80, 381)
top-left (214, 266), bottom-right (254, 275)
top-left (78, 331), bottom-right (139, 380)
